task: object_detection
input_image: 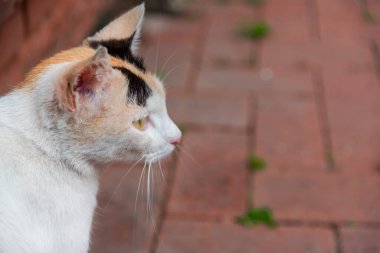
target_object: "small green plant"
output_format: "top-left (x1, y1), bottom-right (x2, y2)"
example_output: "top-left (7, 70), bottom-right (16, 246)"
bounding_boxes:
top-left (246, 0), bottom-right (265, 6)
top-left (236, 207), bottom-right (278, 228)
top-left (362, 10), bottom-right (376, 24)
top-left (238, 21), bottom-right (271, 40)
top-left (248, 154), bottom-right (266, 171)
top-left (345, 220), bottom-right (357, 227)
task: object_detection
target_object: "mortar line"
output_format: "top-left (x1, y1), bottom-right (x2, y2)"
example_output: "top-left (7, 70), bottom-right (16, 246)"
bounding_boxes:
top-left (312, 68), bottom-right (335, 170)
top-left (370, 40), bottom-right (380, 79)
top-left (307, 0), bottom-right (335, 171)
top-left (246, 1), bottom-right (267, 211)
top-left (149, 146), bottom-right (181, 253)
top-left (246, 95), bottom-right (258, 210)
top-left (332, 224), bottom-right (343, 253)
top-left (184, 18), bottom-right (210, 94)
top-left (306, 0), bottom-right (321, 42)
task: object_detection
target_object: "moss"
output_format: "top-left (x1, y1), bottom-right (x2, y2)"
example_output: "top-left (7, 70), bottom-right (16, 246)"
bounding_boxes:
top-left (238, 21), bottom-right (271, 41)
top-left (246, 0), bottom-right (265, 6)
top-left (345, 220), bottom-right (357, 227)
top-left (248, 154), bottom-right (266, 172)
top-left (362, 10), bottom-right (376, 24)
top-left (236, 207), bottom-right (278, 228)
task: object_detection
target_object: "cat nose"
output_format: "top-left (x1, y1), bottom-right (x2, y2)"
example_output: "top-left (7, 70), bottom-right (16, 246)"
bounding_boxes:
top-left (170, 137), bottom-right (181, 146)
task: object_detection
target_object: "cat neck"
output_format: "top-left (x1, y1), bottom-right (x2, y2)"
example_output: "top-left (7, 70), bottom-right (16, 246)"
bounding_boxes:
top-left (0, 88), bottom-right (96, 177)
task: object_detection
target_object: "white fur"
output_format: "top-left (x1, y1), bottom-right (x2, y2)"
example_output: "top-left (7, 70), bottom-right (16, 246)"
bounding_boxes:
top-left (0, 63), bottom-right (180, 253)
top-left (0, 4), bottom-right (181, 252)
top-left (0, 94), bottom-right (97, 253)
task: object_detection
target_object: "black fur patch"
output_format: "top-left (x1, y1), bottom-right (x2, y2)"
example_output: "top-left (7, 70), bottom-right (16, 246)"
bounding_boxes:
top-left (88, 33), bottom-right (146, 72)
top-left (114, 67), bottom-right (152, 106)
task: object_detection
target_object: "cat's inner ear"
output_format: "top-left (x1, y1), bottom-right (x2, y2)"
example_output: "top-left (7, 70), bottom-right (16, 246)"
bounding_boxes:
top-left (83, 3), bottom-right (145, 54)
top-left (61, 47), bottom-right (112, 113)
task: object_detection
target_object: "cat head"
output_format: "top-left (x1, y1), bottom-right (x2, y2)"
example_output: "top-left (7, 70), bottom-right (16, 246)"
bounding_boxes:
top-left (27, 4), bottom-right (181, 164)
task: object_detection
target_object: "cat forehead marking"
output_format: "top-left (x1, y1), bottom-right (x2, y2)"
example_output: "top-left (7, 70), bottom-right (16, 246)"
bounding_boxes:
top-left (21, 47), bottom-right (164, 101)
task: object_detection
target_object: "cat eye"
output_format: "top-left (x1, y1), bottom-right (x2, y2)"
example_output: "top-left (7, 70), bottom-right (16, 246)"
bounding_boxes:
top-left (132, 117), bottom-right (148, 130)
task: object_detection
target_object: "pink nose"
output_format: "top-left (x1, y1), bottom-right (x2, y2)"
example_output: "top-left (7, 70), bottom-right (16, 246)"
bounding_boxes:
top-left (170, 138), bottom-right (181, 146)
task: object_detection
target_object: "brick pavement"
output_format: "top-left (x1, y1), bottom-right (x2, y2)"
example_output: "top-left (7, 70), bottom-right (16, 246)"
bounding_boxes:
top-left (91, 0), bottom-right (380, 252)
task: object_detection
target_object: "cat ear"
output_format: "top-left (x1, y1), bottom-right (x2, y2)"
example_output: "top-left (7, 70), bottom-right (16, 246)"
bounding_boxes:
top-left (84, 3), bottom-right (145, 54)
top-left (60, 47), bottom-right (112, 114)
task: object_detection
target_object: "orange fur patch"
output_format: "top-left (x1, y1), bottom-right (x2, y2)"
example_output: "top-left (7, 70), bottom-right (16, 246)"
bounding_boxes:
top-left (19, 46), bottom-right (164, 95)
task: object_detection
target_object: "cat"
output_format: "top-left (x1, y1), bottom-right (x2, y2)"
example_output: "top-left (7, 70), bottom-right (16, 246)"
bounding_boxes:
top-left (0, 3), bottom-right (181, 253)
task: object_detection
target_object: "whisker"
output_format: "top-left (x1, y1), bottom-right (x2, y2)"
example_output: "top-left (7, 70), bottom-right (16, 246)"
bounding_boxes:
top-left (104, 155), bottom-right (145, 209)
top-left (148, 162), bottom-right (157, 232)
top-left (158, 161), bottom-right (167, 186)
top-left (134, 161), bottom-right (147, 218)
top-left (158, 51), bottom-right (177, 75)
top-left (175, 149), bottom-right (194, 178)
top-left (177, 145), bottom-right (201, 169)
top-left (132, 160), bottom-right (147, 244)
top-left (161, 63), bottom-right (187, 82)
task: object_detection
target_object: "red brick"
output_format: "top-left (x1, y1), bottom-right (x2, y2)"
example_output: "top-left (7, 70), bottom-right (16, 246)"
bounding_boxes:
top-left (157, 220), bottom-right (335, 253)
top-left (168, 132), bottom-right (248, 217)
top-left (13, 0), bottom-right (77, 74)
top-left (265, 0), bottom-right (309, 44)
top-left (204, 3), bottom-right (255, 25)
top-left (0, 0), bottom-right (105, 90)
top-left (0, 56), bottom-right (26, 91)
top-left (201, 4), bottom-right (254, 68)
top-left (260, 0), bottom-right (315, 96)
top-left (341, 228), bottom-right (380, 253)
top-left (262, 43), bottom-right (315, 83)
top-left (256, 94), bottom-right (325, 171)
top-left (142, 41), bottom-right (193, 90)
top-left (25, 0), bottom-right (56, 34)
top-left (0, 0), bottom-right (18, 23)
top-left (141, 16), bottom-right (199, 91)
top-left (49, 0), bottom-right (108, 51)
top-left (197, 67), bottom-right (314, 95)
top-left (254, 171), bottom-right (380, 222)
top-left (0, 7), bottom-right (23, 68)
top-left (167, 93), bottom-right (250, 130)
top-left (317, 0), bottom-right (367, 46)
top-left (318, 44), bottom-right (380, 173)
top-left (91, 160), bottom-right (172, 253)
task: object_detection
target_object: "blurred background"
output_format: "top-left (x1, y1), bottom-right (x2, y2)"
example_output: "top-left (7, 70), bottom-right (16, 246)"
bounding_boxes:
top-left (1, 0), bottom-right (380, 252)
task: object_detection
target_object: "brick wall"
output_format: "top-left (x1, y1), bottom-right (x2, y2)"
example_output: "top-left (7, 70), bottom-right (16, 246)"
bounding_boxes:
top-left (0, 0), bottom-right (110, 94)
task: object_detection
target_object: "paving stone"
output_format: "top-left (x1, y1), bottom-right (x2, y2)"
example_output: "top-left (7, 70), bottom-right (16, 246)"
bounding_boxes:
top-left (255, 94), bottom-right (325, 171)
top-left (201, 4), bottom-right (254, 68)
top-left (167, 93), bottom-right (250, 130)
top-left (168, 132), bottom-right (248, 217)
top-left (317, 0), bottom-right (367, 46)
top-left (90, 160), bottom-right (172, 253)
top-left (0, 7), bottom-right (23, 68)
top-left (254, 171), bottom-right (380, 222)
top-left (341, 228), bottom-right (380, 253)
top-left (197, 67), bottom-right (313, 94)
top-left (141, 16), bottom-right (199, 90)
top-left (265, 0), bottom-right (310, 44)
top-left (318, 45), bottom-right (380, 173)
top-left (157, 220), bottom-right (335, 253)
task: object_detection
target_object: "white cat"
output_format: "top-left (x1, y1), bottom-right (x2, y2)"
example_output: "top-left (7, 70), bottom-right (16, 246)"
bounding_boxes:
top-left (0, 4), bottom-right (181, 253)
